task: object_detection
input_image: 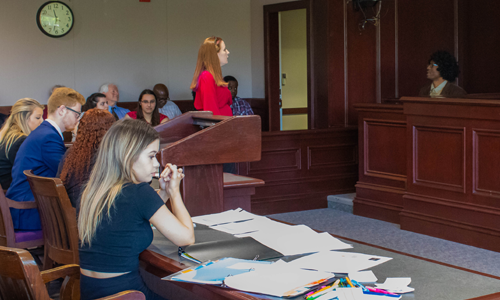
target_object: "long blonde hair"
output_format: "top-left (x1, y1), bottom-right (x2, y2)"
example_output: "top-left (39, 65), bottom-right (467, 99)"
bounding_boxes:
top-left (190, 36), bottom-right (228, 90)
top-left (0, 98), bottom-right (44, 158)
top-left (78, 119), bottom-right (159, 246)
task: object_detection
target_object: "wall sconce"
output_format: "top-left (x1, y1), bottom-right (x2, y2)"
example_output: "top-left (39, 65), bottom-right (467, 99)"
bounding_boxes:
top-left (348, 0), bottom-right (383, 31)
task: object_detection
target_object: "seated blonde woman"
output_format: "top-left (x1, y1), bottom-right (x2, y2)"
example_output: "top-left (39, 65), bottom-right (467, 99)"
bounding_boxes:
top-left (0, 98), bottom-right (44, 190)
top-left (78, 119), bottom-right (194, 300)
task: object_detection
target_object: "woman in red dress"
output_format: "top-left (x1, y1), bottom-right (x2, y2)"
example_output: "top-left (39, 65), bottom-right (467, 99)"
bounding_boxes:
top-left (125, 89), bottom-right (168, 126)
top-left (190, 36), bottom-right (233, 116)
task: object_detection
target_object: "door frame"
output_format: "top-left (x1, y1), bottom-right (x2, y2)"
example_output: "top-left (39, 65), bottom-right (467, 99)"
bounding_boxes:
top-left (264, 0), bottom-right (311, 131)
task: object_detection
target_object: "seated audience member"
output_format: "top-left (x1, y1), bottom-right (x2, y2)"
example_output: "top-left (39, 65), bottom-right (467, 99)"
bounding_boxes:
top-left (7, 88), bottom-right (85, 230)
top-left (50, 85), bottom-right (65, 97)
top-left (153, 84), bottom-right (182, 119)
top-left (224, 75), bottom-right (254, 116)
top-left (100, 83), bottom-right (129, 120)
top-left (72, 93), bottom-right (110, 142)
top-left (78, 119), bottom-right (194, 300)
top-left (0, 99), bottom-right (44, 190)
top-left (125, 89), bottom-right (168, 126)
top-left (58, 109), bottom-right (115, 209)
top-left (82, 93), bottom-right (109, 112)
top-left (419, 51), bottom-right (467, 98)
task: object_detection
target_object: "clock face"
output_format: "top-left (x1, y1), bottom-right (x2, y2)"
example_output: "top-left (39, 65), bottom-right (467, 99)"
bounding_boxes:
top-left (36, 1), bottom-right (74, 38)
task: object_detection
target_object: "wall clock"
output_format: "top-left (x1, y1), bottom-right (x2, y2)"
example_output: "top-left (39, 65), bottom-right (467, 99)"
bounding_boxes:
top-left (36, 1), bottom-right (74, 38)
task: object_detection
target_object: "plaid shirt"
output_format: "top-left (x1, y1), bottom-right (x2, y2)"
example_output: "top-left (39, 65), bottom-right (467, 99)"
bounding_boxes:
top-left (230, 96), bottom-right (254, 116)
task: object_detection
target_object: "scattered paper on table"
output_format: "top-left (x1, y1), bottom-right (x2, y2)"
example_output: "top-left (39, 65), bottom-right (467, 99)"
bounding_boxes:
top-left (348, 270), bottom-right (378, 283)
top-left (191, 208), bottom-right (258, 226)
top-left (223, 260), bottom-right (335, 297)
top-left (287, 251), bottom-right (392, 273)
top-left (244, 225), bottom-right (352, 256)
top-left (376, 277), bottom-right (414, 293)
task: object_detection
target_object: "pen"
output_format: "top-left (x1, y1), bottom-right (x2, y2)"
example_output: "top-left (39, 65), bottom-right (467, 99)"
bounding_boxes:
top-left (365, 286), bottom-right (399, 296)
top-left (345, 276), bottom-right (355, 288)
top-left (306, 279), bottom-right (340, 299)
top-left (363, 291), bottom-right (401, 298)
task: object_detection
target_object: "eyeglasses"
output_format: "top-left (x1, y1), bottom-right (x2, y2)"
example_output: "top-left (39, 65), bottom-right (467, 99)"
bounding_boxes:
top-left (158, 97), bottom-right (170, 101)
top-left (65, 106), bottom-right (82, 118)
top-left (141, 100), bottom-right (156, 105)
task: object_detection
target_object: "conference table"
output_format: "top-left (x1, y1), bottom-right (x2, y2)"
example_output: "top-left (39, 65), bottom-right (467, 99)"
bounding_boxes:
top-left (139, 221), bottom-right (500, 300)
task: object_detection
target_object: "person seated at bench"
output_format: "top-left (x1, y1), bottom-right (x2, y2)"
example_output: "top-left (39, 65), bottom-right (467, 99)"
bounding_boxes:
top-left (100, 83), bottom-right (129, 120)
top-left (153, 83), bottom-right (182, 119)
top-left (78, 119), bottom-right (194, 300)
top-left (0, 98), bottom-right (44, 190)
top-left (58, 109), bottom-right (115, 209)
top-left (125, 89), bottom-right (168, 126)
top-left (419, 50), bottom-right (467, 98)
top-left (82, 93), bottom-right (109, 112)
top-left (7, 88), bottom-right (85, 230)
top-left (224, 75), bottom-right (254, 116)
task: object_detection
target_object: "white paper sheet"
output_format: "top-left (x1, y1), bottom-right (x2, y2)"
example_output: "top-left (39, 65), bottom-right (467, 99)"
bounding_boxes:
top-left (376, 277), bottom-right (414, 293)
top-left (287, 251), bottom-right (392, 273)
top-left (210, 217), bottom-right (287, 235)
top-left (348, 270), bottom-right (378, 283)
top-left (243, 225), bottom-right (352, 256)
top-left (223, 260), bottom-right (335, 297)
top-left (191, 208), bottom-right (258, 226)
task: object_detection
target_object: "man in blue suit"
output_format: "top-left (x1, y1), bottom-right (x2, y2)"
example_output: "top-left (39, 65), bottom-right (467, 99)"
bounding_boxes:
top-left (8, 87), bottom-right (85, 230)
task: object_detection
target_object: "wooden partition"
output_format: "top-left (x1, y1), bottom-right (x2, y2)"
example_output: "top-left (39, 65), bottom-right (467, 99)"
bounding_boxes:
top-left (355, 97), bottom-right (500, 252)
top-left (154, 112), bottom-right (261, 217)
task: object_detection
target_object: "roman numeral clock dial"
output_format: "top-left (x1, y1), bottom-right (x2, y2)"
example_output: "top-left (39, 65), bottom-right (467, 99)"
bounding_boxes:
top-left (36, 1), bottom-right (74, 38)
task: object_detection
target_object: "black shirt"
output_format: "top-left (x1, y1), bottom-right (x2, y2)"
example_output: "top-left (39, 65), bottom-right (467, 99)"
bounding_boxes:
top-left (0, 136), bottom-right (26, 190)
top-left (79, 182), bottom-right (165, 272)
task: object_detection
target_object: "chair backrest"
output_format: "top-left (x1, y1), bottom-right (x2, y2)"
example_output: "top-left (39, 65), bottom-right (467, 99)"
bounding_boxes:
top-left (0, 188), bottom-right (15, 246)
top-left (24, 170), bottom-right (78, 267)
top-left (0, 246), bottom-right (50, 300)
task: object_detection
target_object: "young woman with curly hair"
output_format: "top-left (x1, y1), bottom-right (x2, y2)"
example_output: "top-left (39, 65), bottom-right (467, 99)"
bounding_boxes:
top-left (58, 108), bottom-right (115, 208)
top-left (0, 98), bottom-right (44, 190)
top-left (419, 50), bottom-right (467, 98)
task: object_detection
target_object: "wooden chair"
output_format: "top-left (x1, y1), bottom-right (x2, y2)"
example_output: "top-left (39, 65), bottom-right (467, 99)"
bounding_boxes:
top-left (0, 187), bottom-right (44, 248)
top-left (0, 246), bottom-right (146, 300)
top-left (24, 170), bottom-right (78, 270)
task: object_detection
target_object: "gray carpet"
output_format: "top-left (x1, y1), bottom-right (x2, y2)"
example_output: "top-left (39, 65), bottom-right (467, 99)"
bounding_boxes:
top-left (269, 208), bottom-right (500, 278)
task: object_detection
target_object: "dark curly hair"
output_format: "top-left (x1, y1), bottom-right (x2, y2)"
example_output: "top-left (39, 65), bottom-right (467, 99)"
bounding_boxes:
top-left (429, 51), bottom-right (460, 82)
top-left (60, 109), bottom-right (115, 184)
top-left (136, 89), bottom-right (161, 126)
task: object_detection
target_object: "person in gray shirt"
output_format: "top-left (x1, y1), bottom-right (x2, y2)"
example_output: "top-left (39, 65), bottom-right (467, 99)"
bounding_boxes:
top-left (153, 83), bottom-right (182, 119)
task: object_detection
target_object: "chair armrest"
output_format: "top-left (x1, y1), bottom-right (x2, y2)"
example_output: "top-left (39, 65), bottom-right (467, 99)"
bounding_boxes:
top-left (40, 264), bottom-right (80, 284)
top-left (7, 198), bottom-right (37, 209)
top-left (97, 290), bottom-right (146, 300)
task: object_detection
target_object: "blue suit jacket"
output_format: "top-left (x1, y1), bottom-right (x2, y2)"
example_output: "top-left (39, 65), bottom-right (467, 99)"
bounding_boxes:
top-left (7, 121), bottom-right (66, 230)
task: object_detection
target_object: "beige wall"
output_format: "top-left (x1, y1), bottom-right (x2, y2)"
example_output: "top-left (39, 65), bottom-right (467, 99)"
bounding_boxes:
top-left (0, 0), bottom-right (255, 105)
top-left (280, 8), bottom-right (307, 130)
top-left (250, 0), bottom-right (298, 98)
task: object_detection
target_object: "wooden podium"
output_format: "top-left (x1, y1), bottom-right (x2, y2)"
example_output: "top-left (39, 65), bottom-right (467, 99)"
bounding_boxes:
top-left (154, 112), bottom-right (262, 217)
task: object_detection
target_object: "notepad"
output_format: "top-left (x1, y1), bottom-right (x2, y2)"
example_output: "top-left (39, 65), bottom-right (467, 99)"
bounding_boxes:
top-left (164, 257), bottom-right (272, 285)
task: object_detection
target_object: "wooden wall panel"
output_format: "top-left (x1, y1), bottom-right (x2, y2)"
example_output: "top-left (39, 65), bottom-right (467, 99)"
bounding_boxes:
top-left (241, 128), bottom-right (358, 215)
top-left (354, 103), bottom-right (406, 223)
top-left (413, 126), bottom-right (466, 192)
top-left (473, 129), bottom-right (500, 205)
top-left (462, 0), bottom-right (500, 93)
top-left (397, 0), bottom-right (456, 98)
top-left (365, 120), bottom-right (406, 177)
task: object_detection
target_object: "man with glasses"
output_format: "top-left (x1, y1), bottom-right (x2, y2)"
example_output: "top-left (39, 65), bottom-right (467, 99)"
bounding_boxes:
top-left (153, 83), bottom-right (182, 119)
top-left (419, 50), bottom-right (467, 98)
top-left (7, 87), bottom-right (85, 230)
